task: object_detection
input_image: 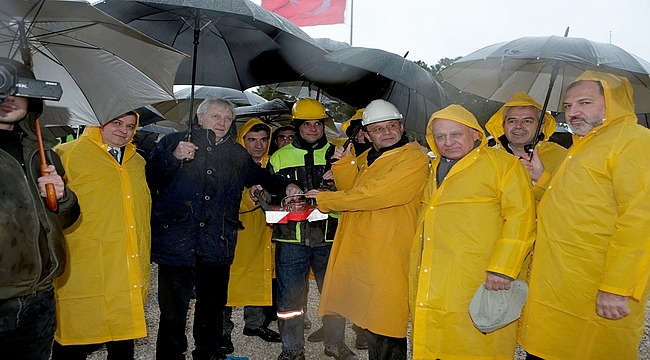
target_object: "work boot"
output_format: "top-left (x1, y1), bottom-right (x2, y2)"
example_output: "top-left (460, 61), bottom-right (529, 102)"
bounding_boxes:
top-left (243, 326), bottom-right (282, 342)
top-left (324, 341), bottom-right (358, 360)
top-left (303, 316), bottom-right (312, 330)
top-left (355, 332), bottom-right (368, 350)
top-left (277, 350), bottom-right (306, 360)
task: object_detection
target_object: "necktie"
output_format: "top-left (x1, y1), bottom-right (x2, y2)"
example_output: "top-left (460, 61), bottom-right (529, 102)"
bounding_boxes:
top-left (108, 147), bottom-right (120, 162)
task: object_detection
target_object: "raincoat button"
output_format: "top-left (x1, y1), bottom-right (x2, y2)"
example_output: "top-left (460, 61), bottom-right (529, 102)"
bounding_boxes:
top-left (568, 156), bottom-right (572, 159)
top-left (548, 186), bottom-right (552, 189)
top-left (419, 302), bottom-right (424, 306)
top-left (131, 255), bottom-right (135, 258)
top-left (133, 285), bottom-right (137, 288)
top-left (130, 225), bottom-right (134, 228)
top-left (351, 161), bottom-right (356, 165)
top-left (205, 195), bottom-right (210, 200)
top-left (206, 146), bottom-right (212, 151)
top-left (430, 206), bottom-right (434, 209)
top-left (207, 170), bottom-right (213, 174)
top-left (423, 269), bottom-right (428, 273)
top-left (199, 222), bottom-right (205, 227)
top-left (427, 237), bottom-right (430, 241)
top-left (163, 225), bottom-right (168, 229)
top-left (127, 195), bottom-right (131, 199)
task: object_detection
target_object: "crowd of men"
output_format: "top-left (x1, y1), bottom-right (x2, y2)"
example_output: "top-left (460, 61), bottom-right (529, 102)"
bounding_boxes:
top-left (1, 54), bottom-right (650, 360)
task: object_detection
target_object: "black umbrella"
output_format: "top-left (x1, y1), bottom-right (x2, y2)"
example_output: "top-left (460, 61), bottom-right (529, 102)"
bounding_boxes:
top-left (441, 34), bottom-right (650, 156)
top-left (96, 0), bottom-right (327, 140)
top-left (300, 47), bottom-right (449, 135)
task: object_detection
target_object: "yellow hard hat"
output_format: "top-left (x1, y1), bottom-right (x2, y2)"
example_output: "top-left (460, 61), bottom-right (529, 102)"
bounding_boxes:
top-left (292, 98), bottom-right (327, 120)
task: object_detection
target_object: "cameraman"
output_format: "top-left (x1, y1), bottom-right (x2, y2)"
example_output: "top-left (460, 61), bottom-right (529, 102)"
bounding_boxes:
top-left (0, 58), bottom-right (79, 359)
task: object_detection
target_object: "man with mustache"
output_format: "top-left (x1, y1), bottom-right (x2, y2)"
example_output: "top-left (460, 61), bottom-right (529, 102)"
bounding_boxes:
top-left (519, 71), bottom-right (650, 359)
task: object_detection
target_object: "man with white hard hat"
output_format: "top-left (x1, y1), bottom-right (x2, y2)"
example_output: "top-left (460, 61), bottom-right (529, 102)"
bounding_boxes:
top-left (306, 99), bottom-right (430, 360)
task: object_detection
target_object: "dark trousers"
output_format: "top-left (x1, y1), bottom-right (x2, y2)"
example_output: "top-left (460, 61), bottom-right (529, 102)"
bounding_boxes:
top-left (366, 330), bottom-right (407, 360)
top-left (526, 353), bottom-right (544, 360)
top-left (156, 263), bottom-right (231, 360)
top-left (275, 242), bottom-right (346, 351)
top-left (51, 339), bottom-right (134, 360)
top-left (0, 287), bottom-right (56, 360)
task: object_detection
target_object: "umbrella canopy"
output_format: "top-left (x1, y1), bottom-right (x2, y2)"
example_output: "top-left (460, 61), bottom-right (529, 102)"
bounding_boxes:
top-left (1, 0), bottom-right (187, 126)
top-left (300, 47), bottom-right (449, 135)
top-left (441, 35), bottom-right (650, 113)
top-left (152, 85), bottom-right (266, 124)
top-left (96, 0), bottom-right (327, 91)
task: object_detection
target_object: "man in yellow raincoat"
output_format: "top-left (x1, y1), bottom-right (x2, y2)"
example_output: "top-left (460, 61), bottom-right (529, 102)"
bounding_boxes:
top-left (409, 104), bottom-right (535, 360)
top-left (52, 111), bottom-right (151, 358)
top-left (518, 71), bottom-right (650, 360)
top-left (222, 118), bottom-right (281, 353)
top-left (485, 91), bottom-right (567, 189)
top-left (306, 99), bottom-right (429, 360)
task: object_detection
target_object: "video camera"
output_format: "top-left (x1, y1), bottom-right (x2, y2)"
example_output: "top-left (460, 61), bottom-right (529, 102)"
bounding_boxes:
top-left (0, 59), bottom-right (62, 101)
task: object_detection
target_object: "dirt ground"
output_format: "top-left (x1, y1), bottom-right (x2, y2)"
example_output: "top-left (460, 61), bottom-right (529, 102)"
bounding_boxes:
top-left (84, 263), bottom-right (650, 360)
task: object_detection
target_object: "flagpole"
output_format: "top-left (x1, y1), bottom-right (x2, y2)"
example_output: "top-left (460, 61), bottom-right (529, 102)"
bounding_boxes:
top-left (349, 0), bottom-right (354, 45)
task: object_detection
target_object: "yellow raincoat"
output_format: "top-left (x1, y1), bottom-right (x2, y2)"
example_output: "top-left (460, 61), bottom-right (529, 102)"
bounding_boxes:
top-left (518, 72), bottom-right (650, 360)
top-left (485, 91), bottom-right (568, 193)
top-left (53, 124), bottom-right (151, 345)
top-left (409, 105), bottom-right (536, 359)
top-left (227, 118), bottom-right (274, 306)
top-left (316, 141), bottom-right (429, 337)
top-left (486, 92), bottom-right (568, 280)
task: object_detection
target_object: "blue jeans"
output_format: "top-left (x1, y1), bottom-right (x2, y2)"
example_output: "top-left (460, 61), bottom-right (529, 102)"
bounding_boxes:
top-left (0, 287), bottom-right (56, 360)
top-left (156, 263), bottom-right (230, 360)
top-left (275, 242), bottom-right (346, 351)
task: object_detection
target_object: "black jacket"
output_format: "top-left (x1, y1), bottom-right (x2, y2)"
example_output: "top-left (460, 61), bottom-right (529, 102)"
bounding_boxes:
top-left (147, 127), bottom-right (292, 266)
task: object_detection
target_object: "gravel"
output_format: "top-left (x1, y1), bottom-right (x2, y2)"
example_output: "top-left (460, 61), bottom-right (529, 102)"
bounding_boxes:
top-left (83, 263), bottom-right (650, 360)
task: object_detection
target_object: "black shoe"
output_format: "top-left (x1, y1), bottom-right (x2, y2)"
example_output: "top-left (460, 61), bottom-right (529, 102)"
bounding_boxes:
top-left (220, 334), bottom-right (234, 354)
top-left (324, 341), bottom-right (358, 360)
top-left (306, 326), bottom-right (324, 342)
top-left (303, 316), bottom-right (312, 330)
top-left (277, 350), bottom-right (305, 360)
top-left (192, 348), bottom-right (227, 360)
top-left (354, 333), bottom-right (368, 350)
top-left (243, 326), bottom-right (282, 342)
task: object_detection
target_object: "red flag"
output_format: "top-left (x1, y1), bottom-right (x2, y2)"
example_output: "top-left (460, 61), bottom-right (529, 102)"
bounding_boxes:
top-left (262, 0), bottom-right (346, 26)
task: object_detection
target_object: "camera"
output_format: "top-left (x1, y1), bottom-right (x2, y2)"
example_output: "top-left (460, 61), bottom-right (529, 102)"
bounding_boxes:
top-left (0, 59), bottom-right (62, 101)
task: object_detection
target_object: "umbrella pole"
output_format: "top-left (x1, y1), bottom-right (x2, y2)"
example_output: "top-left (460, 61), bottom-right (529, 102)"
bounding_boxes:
top-left (525, 64), bottom-right (560, 160)
top-left (186, 9), bottom-right (201, 143)
top-left (18, 21), bottom-right (57, 211)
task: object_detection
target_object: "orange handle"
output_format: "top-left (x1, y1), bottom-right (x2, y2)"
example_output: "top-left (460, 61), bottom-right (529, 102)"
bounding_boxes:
top-left (34, 118), bottom-right (58, 212)
top-left (45, 183), bottom-right (58, 212)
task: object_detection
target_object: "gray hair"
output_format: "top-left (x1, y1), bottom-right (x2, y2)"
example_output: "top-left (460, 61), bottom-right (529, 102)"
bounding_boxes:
top-left (196, 96), bottom-right (236, 118)
top-left (503, 106), bottom-right (542, 123)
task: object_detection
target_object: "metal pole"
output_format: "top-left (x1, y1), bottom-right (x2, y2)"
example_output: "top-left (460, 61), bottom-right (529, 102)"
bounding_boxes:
top-left (349, 0), bottom-right (354, 46)
top-left (187, 8), bottom-right (200, 143)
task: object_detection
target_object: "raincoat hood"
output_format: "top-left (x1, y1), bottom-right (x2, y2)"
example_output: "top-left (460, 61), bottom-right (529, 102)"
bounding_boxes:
top-left (236, 117), bottom-right (271, 167)
top-left (571, 70), bottom-right (636, 129)
top-left (485, 91), bottom-right (557, 143)
top-left (425, 104), bottom-right (486, 160)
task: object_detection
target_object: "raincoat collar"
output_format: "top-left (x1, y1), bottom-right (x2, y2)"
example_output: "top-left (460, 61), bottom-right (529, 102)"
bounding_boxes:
top-left (236, 117), bottom-right (271, 167)
top-left (485, 91), bottom-right (557, 145)
top-left (569, 71), bottom-right (636, 143)
top-left (425, 104), bottom-right (487, 163)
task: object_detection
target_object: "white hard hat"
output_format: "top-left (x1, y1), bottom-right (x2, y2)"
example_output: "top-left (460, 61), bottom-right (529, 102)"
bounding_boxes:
top-left (361, 99), bottom-right (403, 126)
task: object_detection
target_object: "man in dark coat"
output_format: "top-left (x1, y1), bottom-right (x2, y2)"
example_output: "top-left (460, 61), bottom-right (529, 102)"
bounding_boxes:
top-left (0, 58), bottom-right (79, 360)
top-left (147, 97), bottom-right (301, 360)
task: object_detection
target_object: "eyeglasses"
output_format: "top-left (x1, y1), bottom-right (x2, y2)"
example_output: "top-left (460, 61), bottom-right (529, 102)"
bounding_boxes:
top-left (365, 123), bottom-right (400, 134)
top-left (277, 135), bottom-right (294, 140)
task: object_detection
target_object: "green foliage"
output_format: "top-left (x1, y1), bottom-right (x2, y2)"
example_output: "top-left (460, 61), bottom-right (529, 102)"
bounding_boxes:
top-left (254, 85), bottom-right (293, 101)
top-left (416, 58), bottom-right (503, 127)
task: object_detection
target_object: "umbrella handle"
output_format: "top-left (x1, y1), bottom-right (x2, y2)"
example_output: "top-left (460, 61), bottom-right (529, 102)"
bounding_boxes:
top-left (34, 118), bottom-right (58, 212)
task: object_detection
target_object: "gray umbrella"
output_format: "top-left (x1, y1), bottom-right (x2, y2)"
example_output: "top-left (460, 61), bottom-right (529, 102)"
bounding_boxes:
top-left (300, 47), bottom-right (449, 135)
top-left (441, 35), bottom-right (650, 113)
top-left (96, 0), bottom-right (328, 139)
top-left (1, 0), bottom-right (186, 126)
top-left (154, 86), bottom-right (267, 123)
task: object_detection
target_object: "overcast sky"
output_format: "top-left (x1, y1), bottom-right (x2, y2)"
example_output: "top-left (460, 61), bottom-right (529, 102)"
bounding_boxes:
top-left (251, 0), bottom-right (650, 67)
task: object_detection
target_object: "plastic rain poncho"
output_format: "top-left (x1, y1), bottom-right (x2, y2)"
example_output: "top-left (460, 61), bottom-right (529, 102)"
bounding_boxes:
top-left (518, 71), bottom-right (650, 360)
